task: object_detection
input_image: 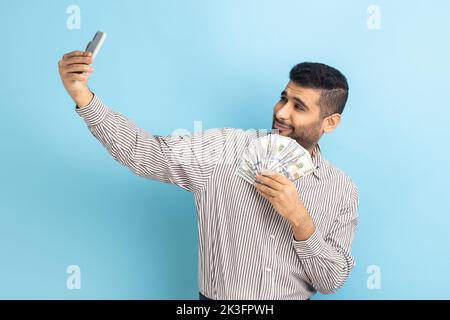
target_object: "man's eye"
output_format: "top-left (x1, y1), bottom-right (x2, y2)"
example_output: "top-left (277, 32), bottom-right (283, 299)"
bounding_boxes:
top-left (280, 96), bottom-right (287, 103)
top-left (295, 105), bottom-right (304, 111)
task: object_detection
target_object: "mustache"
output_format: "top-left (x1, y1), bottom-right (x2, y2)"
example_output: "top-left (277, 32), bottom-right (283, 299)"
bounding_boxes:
top-left (272, 117), bottom-right (293, 128)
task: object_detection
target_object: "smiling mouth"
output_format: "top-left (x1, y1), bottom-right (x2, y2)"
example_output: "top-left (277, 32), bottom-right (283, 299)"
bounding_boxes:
top-left (274, 120), bottom-right (293, 130)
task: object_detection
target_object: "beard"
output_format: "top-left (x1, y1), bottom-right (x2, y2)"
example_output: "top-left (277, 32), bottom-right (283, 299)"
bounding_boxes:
top-left (272, 116), bottom-right (322, 152)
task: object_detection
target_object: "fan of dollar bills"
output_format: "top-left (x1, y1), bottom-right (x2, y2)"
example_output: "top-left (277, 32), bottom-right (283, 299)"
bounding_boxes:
top-left (235, 134), bottom-right (315, 184)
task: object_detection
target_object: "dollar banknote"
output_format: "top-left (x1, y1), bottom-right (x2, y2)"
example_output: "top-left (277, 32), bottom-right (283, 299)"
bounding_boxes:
top-left (235, 134), bottom-right (314, 184)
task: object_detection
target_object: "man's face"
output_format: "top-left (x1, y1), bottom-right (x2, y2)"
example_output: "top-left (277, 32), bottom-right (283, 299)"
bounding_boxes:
top-left (272, 81), bottom-right (325, 152)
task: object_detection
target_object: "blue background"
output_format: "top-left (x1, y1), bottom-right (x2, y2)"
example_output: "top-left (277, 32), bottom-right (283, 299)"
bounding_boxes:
top-left (1, 0), bottom-right (449, 299)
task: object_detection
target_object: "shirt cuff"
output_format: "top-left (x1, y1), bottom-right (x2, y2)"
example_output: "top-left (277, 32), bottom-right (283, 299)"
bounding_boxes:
top-left (292, 229), bottom-right (326, 260)
top-left (75, 93), bottom-right (109, 127)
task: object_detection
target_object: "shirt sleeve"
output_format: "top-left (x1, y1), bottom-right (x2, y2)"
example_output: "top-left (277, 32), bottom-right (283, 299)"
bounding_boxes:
top-left (75, 93), bottom-right (229, 193)
top-left (292, 184), bottom-right (359, 294)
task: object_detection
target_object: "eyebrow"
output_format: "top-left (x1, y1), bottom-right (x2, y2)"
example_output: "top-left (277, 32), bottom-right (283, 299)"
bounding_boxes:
top-left (281, 90), bottom-right (310, 110)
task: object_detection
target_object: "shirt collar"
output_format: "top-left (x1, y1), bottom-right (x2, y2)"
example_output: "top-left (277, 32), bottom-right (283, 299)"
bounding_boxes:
top-left (311, 144), bottom-right (324, 180)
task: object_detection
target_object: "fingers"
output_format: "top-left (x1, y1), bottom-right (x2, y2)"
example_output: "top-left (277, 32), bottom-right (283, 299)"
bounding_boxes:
top-left (255, 174), bottom-right (283, 191)
top-left (59, 51), bottom-right (93, 71)
top-left (59, 56), bottom-right (93, 67)
top-left (64, 64), bottom-right (94, 74)
top-left (260, 171), bottom-right (289, 185)
top-left (256, 189), bottom-right (271, 201)
top-left (254, 182), bottom-right (276, 197)
top-left (62, 50), bottom-right (86, 61)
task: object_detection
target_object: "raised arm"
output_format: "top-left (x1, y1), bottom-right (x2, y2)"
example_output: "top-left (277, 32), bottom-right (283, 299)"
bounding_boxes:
top-left (58, 50), bottom-right (228, 193)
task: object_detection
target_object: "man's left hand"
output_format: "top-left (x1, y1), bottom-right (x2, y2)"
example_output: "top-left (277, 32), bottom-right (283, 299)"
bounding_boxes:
top-left (254, 171), bottom-right (302, 223)
top-left (254, 171), bottom-right (316, 241)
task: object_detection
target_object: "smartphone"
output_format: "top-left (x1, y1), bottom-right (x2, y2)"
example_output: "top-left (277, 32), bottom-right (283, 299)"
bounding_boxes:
top-left (85, 31), bottom-right (107, 60)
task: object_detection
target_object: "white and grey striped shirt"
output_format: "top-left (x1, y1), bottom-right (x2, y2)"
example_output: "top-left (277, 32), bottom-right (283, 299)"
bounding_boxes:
top-left (75, 94), bottom-right (359, 300)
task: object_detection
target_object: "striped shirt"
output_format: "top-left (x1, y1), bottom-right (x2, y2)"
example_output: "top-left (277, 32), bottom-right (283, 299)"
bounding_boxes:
top-left (75, 94), bottom-right (359, 300)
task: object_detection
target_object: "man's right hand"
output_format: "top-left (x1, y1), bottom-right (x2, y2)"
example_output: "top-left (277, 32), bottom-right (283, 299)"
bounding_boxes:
top-left (58, 50), bottom-right (95, 108)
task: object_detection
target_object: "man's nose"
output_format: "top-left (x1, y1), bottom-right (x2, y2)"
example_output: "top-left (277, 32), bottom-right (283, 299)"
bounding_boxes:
top-left (276, 103), bottom-right (292, 120)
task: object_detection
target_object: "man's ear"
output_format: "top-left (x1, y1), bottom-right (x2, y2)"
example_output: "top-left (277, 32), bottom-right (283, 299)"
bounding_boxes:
top-left (322, 113), bottom-right (341, 133)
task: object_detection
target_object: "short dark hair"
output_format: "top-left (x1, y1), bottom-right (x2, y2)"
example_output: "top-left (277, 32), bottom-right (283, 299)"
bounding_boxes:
top-left (289, 62), bottom-right (349, 117)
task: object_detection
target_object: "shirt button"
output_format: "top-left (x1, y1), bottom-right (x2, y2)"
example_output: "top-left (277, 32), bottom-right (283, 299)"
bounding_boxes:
top-left (265, 267), bottom-right (272, 273)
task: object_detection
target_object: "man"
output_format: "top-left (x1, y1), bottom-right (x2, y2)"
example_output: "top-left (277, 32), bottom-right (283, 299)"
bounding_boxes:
top-left (58, 51), bottom-right (359, 300)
